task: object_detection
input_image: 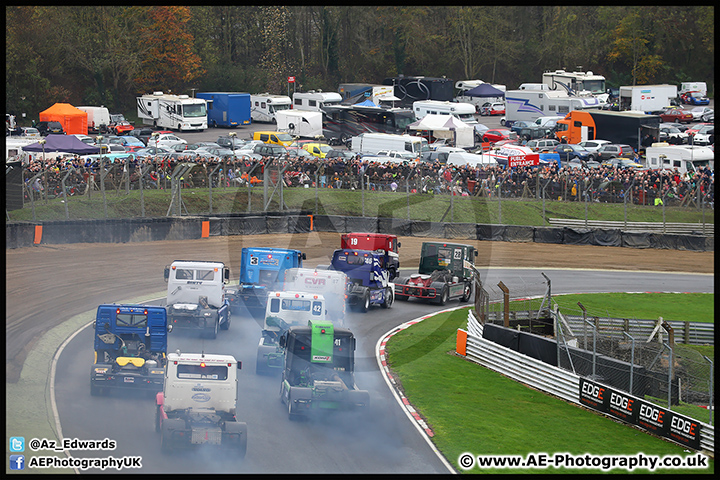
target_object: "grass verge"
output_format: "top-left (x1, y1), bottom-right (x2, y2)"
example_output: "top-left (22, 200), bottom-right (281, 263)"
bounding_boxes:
top-left (385, 301), bottom-right (714, 474)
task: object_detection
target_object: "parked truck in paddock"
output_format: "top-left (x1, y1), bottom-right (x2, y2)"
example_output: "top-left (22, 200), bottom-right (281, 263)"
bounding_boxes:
top-left (283, 268), bottom-right (347, 324)
top-left (155, 351), bottom-right (247, 456)
top-left (329, 249), bottom-right (394, 312)
top-left (226, 247), bottom-right (306, 314)
top-left (256, 291), bottom-right (327, 375)
top-left (91, 304), bottom-right (172, 396)
top-left (395, 241), bottom-right (477, 305)
top-left (279, 320), bottom-right (369, 420)
top-left (195, 92), bottom-right (252, 128)
top-left (164, 260), bottom-right (231, 339)
top-left (340, 232), bottom-right (401, 281)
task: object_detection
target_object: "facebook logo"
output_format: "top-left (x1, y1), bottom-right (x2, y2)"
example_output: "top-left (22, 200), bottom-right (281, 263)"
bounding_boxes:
top-left (9, 437), bottom-right (25, 452)
top-left (10, 455), bottom-right (25, 470)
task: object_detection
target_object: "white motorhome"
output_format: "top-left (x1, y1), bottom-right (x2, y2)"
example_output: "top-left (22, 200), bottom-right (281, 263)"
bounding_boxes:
top-left (618, 85), bottom-right (678, 113)
top-left (504, 89), bottom-right (603, 125)
top-left (77, 106), bottom-right (111, 134)
top-left (518, 83), bottom-right (550, 91)
top-left (542, 69), bottom-right (607, 99)
top-left (250, 94), bottom-right (292, 123)
top-left (136, 92), bottom-right (208, 131)
top-left (6, 138), bottom-right (36, 163)
top-left (292, 90), bottom-right (343, 112)
top-left (275, 110), bottom-right (323, 138)
top-left (644, 143), bottom-right (714, 174)
top-left (413, 100), bottom-right (477, 124)
top-left (350, 132), bottom-right (429, 157)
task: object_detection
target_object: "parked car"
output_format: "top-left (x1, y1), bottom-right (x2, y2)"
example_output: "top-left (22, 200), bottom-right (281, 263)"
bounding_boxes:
top-left (200, 146), bottom-right (236, 158)
top-left (687, 107), bottom-right (714, 122)
top-left (680, 91), bottom-right (710, 106)
top-left (376, 150), bottom-right (417, 160)
top-left (72, 134), bottom-right (95, 145)
top-left (216, 135), bottom-right (247, 149)
top-left (114, 135), bottom-right (146, 148)
top-left (690, 124), bottom-right (714, 146)
top-left (525, 138), bottom-right (559, 152)
top-left (658, 124), bottom-right (689, 144)
top-left (249, 142), bottom-right (288, 159)
top-left (108, 113), bottom-right (134, 135)
top-left (134, 146), bottom-right (173, 158)
top-left (553, 144), bottom-right (591, 162)
top-left (481, 128), bottom-right (515, 144)
top-left (577, 139), bottom-right (611, 161)
top-left (474, 123), bottom-right (490, 142)
top-left (286, 146), bottom-right (314, 159)
top-left (302, 142), bottom-right (333, 158)
top-left (509, 121), bottom-right (536, 135)
top-left (479, 102), bottom-right (505, 116)
top-left (35, 121), bottom-right (65, 136)
top-left (596, 143), bottom-right (635, 161)
top-left (601, 157), bottom-right (644, 169)
top-left (659, 108), bottom-right (693, 123)
top-left (21, 127), bottom-right (41, 138)
top-left (129, 127), bottom-right (154, 146)
top-left (325, 149), bottom-right (355, 160)
top-left (567, 158), bottom-right (601, 169)
top-left (517, 125), bottom-right (554, 142)
top-left (149, 133), bottom-right (187, 149)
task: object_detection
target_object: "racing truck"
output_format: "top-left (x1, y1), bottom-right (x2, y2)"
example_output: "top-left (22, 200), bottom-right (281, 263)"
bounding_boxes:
top-left (91, 304), bottom-right (172, 396)
top-left (329, 248), bottom-right (394, 312)
top-left (279, 319), bottom-right (369, 420)
top-left (283, 267), bottom-right (348, 324)
top-left (226, 247), bottom-right (306, 314)
top-left (164, 260), bottom-right (231, 339)
top-left (155, 351), bottom-right (247, 457)
top-left (395, 241), bottom-right (477, 304)
top-left (340, 232), bottom-right (401, 281)
top-left (256, 291), bottom-right (327, 375)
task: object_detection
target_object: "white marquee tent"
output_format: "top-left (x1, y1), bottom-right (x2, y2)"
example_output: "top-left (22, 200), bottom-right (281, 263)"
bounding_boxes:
top-left (407, 114), bottom-right (474, 148)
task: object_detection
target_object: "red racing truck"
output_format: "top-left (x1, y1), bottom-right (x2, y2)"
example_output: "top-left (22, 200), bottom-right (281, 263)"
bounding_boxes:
top-left (340, 233), bottom-right (401, 281)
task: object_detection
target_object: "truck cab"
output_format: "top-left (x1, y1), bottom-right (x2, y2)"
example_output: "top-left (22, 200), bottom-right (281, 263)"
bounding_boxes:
top-left (279, 320), bottom-right (369, 419)
top-left (256, 291), bottom-right (327, 375)
top-left (283, 267), bottom-right (347, 323)
top-left (340, 232), bottom-right (401, 281)
top-left (330, 249), bottom-right (394, 312)
top-left (226, 247), bottom-right (306, 313)
top-left (91, 304), bottom-right (171, 396)
top-left (395, 241), bottom-right (477, 304)
top-left (156, 352), bottom-right (247, 455)
top-left (164, 260), bottom-right (231, 338)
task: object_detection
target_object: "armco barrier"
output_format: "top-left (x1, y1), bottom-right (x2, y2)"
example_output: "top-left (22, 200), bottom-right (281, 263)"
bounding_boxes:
top-left (5, 215), bottom-right (714, 251)
top-left (457, 310), bottom-right (715, 456)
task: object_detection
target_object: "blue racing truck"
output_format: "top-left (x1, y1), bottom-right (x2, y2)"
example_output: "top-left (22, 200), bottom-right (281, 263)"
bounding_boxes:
top-left (91, 304), bottom-right (172, 396)
top-left (226, 247), bottom-right (306, 314)
top-left (329, 249), bottom-right (394, 312)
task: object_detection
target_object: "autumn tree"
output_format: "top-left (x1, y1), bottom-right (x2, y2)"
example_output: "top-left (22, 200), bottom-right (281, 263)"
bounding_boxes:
top-left (134, 6), bottom-right (205, 95)
top-left (607, 10), bottom-right (663, 85)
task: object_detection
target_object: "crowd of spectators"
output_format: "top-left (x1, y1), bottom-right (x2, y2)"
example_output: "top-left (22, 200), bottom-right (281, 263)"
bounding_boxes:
top-left (20, 151), bottom-right (714, 208)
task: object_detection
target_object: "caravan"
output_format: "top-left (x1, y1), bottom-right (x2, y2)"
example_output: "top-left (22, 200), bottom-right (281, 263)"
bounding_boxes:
top-left (413, 100), bottom-right (477, 124)
top-left (292, 91), bottom-right (342, 112)
top-left (136, 92), bottom-right (208, 131)
top-left (645, 143), bottom-right (714, 174)
top-left (250, 94), bottom-right (292, 123)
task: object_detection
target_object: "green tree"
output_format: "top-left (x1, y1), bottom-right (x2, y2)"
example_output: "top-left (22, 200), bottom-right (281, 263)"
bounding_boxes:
top-left (607, 10), bottom-right (663, 85)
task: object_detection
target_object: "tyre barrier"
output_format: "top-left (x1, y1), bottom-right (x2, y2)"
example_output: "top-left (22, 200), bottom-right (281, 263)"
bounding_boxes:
top-left (6, 214), bottom-right (714, 252)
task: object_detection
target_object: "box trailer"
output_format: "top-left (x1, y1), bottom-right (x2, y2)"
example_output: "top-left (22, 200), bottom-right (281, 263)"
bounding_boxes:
top-left (555, 110), bottom-right (661, 151)
top-left (618, 85), bottom-right (677, 113)
top-left (275, 110), bottom-right (323, 138)
top-left (196, 92), bottom-right (251, 128)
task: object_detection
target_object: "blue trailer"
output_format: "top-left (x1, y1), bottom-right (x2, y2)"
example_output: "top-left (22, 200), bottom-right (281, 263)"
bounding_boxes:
top-left (196, 92), bottom-right (252, 128)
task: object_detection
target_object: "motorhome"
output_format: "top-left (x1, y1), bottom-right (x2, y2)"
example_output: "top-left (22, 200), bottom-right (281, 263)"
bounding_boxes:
top-left (644, 143), bottom-right (714, 174)
top-left (250, 94), bottom-right (292, 123)
top-left (292, 90), bottom-right (343, 112)
top-left (412, 100), bottom-right (477, 124)
top-left (542, 69), bottom-right (608, 100)
top-left (505, 89), bottom-right (603, 126)
top-left (136, 92), bottom-right (208, 131)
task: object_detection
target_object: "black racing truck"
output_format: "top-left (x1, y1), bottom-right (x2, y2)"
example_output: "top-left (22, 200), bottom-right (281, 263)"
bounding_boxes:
top-left (394, 241), bottom-right (477, 304)
top-left (90, 304), bottom-right (172, 396)
top-left (279, 320), bottom-right (369, 420)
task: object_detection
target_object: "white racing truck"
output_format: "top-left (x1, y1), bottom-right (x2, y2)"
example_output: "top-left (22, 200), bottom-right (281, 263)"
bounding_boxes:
top-left (164, 260), bottom-right (231, 339)
top-left (256, 291), bottom-right (326, 375)
top-left (283, 267), bottom-right (348, 324)
top-left (155, 351), bottom-right (247, 456)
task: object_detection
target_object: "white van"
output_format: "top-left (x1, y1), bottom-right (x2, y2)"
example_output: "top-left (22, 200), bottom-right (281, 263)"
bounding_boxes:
top-left (679, 82), bottom-right (707, 97)
top-left (350, 132), bottom-right (429, 157)
top-left (412, 100), bottom-right (477, 124)
top-left (292, 90), bottom-right (342, 112)
top-left (77, 106), bottom-right (111, 134)
top-left (534, 115), bottom-right (565, 127)
top-left (250, 94), bottom-right (292, 123)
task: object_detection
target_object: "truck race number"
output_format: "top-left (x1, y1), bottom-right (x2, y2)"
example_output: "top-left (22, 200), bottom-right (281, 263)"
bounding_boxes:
top-left (454, 248), bottom-right (462, 260)
top-left (349, 238), bottom-right (359, 246)
top-left (312, 301), bottom-right (323, 315)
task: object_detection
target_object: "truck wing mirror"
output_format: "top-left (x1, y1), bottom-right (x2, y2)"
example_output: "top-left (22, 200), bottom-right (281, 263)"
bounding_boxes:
top-left (224, 268), bottom-right (230, 284)
top-left (301, 253), bottom-right (307, 260)
top-left (167, 324), bottom-right (173, 333)
top-left (237, 361), bottom-right (242, 370)
top-left (163, 266), bottom-right (170, 282)
top-left (397, 242), bottom-right (401, 248)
